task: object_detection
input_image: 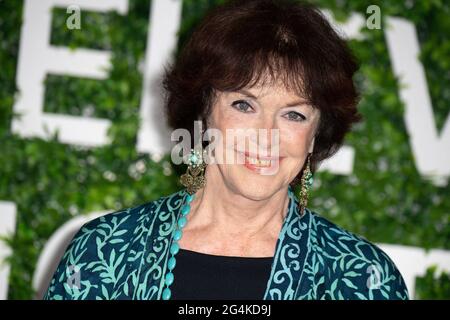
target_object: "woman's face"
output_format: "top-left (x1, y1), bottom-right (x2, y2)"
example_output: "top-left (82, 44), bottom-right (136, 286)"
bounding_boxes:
top-left (206, 79), bottom-right (321, 200)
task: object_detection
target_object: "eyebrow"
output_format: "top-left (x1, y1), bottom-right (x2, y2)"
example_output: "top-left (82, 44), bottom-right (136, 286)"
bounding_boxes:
top-left (236, 89), bottom-right (307, 107)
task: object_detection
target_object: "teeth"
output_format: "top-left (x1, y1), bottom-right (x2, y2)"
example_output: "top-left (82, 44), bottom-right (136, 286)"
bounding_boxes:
top-left (245, 156), bottom-right (272, 167)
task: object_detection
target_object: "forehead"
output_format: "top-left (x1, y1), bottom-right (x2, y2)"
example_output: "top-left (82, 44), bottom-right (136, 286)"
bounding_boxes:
top-left (227, 85), bottom-right (306, 108)
top-left (242, 84), bottom-right (302, 100)
top-left (234, 71), bottom-right (307, 101)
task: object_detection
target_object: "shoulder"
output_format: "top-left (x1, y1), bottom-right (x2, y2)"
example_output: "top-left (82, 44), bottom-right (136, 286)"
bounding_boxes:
top-left (44, 189), bottom-right (185, 300)
top-left (67, 188), bottom-right (185, 254)
top-left (304, 210), bottom-right (409, 300)
top-left (308, 211), bottom-right (388, 265)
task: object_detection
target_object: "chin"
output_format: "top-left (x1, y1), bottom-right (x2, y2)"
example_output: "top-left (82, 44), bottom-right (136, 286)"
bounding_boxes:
top-left (226, 166), bottom-right (286, 201)
top-left (234, 182), bottom-right (277, 201)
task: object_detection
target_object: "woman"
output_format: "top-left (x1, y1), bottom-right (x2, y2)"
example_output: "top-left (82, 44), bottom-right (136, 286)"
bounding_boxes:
top-left (45, 0), bottom-right (409, 300)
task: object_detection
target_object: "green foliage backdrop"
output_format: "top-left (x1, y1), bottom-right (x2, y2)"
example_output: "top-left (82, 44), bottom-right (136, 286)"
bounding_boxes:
top-left (0, 0), bottom-right (448, 299)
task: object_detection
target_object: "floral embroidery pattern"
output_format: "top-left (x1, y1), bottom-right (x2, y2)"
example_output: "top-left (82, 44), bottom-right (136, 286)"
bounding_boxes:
top-left (45, 188), bottom-right (408, 300)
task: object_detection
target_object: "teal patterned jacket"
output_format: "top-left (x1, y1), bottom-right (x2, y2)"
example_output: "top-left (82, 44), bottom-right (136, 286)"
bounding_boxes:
top-left (44, 187), bottom-right (409, 300)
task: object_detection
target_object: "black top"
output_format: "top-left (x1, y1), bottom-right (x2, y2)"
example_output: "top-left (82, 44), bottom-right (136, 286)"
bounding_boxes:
top-left (171, 249), bottom-right (274, 300)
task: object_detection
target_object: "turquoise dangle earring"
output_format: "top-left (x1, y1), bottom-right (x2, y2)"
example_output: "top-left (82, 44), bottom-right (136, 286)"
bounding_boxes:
top-left (162, 149), bottom-right (207, 300)
top-left (299, 153), bottom-right (313, 217)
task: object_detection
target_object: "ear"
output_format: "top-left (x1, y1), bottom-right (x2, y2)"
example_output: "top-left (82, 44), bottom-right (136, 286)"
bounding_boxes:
top-left (308, 137), bottom-right (315, 154)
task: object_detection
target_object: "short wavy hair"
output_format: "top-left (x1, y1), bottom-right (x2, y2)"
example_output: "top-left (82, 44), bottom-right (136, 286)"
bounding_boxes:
top-left (163, 0), bottom-right (361, 177)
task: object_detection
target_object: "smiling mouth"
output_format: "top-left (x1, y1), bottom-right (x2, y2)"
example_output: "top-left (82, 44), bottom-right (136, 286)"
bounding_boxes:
top-left (244, 155), bottom-right (273, 167)
top-left (236, 151), bottom-right (282, 169)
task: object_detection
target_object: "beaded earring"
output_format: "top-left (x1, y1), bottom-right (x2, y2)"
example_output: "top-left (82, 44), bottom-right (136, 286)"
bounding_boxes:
top-left (179, 149), bottom-right (207, 195)
top-left (298, 153), bottom-right (313, 216)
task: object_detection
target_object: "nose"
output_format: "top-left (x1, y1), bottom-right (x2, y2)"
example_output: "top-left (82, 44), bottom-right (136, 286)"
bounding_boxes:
top-left (248, 115), bottom-right (279, 156)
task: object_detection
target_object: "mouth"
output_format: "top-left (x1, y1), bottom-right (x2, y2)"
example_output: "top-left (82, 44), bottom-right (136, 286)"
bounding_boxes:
top-left (244, 155), bottom-right (273, 167)
top-left (236, 150), bottom-right (283, 170)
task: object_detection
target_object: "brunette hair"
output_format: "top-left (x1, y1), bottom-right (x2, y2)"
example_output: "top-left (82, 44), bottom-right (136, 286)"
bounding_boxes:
top-left (163, 0), bottom-right (361, 175)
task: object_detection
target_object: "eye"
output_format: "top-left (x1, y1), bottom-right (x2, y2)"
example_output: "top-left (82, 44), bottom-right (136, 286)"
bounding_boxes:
top-left (283, 111), bottom-right (306, 122)
top-left (231, 100), bottom-right (254, 113)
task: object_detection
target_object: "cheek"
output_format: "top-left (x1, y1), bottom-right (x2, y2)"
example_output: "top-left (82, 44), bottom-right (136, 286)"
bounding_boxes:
top-left (210, 103), bottom-right (257, 152)
top-left (208, 102), bottom-right (246, 161)
top-left (279, 125), bottom-right (313, 158)
top-left (211, 103), bottom-right (247, 131)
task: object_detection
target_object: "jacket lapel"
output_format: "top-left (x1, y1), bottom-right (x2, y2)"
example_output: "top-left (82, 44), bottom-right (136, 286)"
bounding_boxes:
top-left (136, 190), bottom-right (186, 299)
top-left (263, 187), bottom-right (311, 300)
